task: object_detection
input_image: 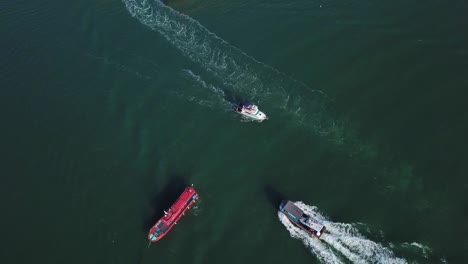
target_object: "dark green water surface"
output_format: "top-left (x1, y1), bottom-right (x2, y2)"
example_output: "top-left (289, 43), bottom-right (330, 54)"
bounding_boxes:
top-left (1, 0), bottom-right (467, 263)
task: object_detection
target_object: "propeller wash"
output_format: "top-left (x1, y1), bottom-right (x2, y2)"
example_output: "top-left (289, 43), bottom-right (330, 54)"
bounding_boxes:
top-left (278, 201), bottom-right (407, 264)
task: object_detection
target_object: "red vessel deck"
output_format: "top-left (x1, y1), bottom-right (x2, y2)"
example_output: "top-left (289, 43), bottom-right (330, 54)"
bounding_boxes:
top-left (148, 186), bottom-right (198, 242)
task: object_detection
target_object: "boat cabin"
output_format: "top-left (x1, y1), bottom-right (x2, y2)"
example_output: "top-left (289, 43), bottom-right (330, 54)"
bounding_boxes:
top-left (281, 200), bottom-right (326, 237)
top-left (282, 201), bottom-right (304, 221)
top-left (154, 222), bottom-right (169, 236)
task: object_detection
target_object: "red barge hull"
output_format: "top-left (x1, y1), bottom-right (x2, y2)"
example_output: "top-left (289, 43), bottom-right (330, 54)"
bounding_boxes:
top-left (148, 186), bottom-right (198, 242)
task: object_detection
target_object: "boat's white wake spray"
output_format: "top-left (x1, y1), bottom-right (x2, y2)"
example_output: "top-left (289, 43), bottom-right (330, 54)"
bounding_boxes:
top-left (278, 202), bottom-right (408, 264)
top-left (182, 69), bottom-right (226, 98)
top-left (181, 69), bottom-right (228, 106)
top-left (122, 0), bottom-right (342, 140)
top-left (123, 2), bottom-right (435, 262)
top-left (123, 0), bottom-right (267, 96)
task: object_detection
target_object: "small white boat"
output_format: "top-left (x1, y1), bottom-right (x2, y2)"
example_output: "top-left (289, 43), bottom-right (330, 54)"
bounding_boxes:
top-left (235, 102), bottom-right (268, 121)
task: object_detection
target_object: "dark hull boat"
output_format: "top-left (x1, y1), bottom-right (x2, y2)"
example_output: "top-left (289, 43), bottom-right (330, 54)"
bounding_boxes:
top-left (279, 200), bottom-right (326, 238)
top-left (148, 186), bottom-right (198, 242)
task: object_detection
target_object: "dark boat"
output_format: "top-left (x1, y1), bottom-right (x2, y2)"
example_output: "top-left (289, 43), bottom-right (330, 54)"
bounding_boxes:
top-left (279, 200), bottom-right (326, 238)
top-left (148, 186), bottom-right (198, 242)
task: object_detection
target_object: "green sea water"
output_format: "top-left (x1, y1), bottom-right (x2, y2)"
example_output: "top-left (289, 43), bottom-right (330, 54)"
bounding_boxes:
top-left (1, 0), bottom-right (468, 263)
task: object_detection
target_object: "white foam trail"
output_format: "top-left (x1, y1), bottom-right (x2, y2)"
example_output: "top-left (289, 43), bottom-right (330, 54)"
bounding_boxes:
top-left (278, 212), bottom-right (344, 264)
top-left (279, 202), bottom-right (408, 264)
top-left (400, 242), bottom-right (433, 259)
top-left (181, 69), bottom-right (266, 122)
top-left (123, 0), bottom-right (265, 95)
top-left (122, 0), bottom-right (342, 140)
top-left (182, 69), bottom-right (226, 98)
top-left (181, 69), bottom-right (233, 110)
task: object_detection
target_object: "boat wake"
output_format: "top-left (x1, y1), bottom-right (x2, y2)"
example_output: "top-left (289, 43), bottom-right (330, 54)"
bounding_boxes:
top-left (123, 0), bottom-right (267, 95)
top-left (180, 69), bottom-right (265, 122)
top-left (122, 0), bottom-right (342, 140)
top-left (278, 201), bottom-right (409, 264)
top-left (179, 69), bottom-right (232, 109)
top-left (123, 2), bottom-right (437, 262)
top-left (182, 69), bottom-right (226, 99)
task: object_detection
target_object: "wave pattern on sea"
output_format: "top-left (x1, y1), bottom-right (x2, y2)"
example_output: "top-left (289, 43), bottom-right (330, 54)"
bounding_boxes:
top-left (121, 0), bottom-right (429, 198)
top-left (182, 69), bottom-right (275, 123)
top-left (278, 201), bottom-right (410, 264)
top-left (122, 0), bottom-right (344, 141)
top-left (121, 2), bottom-right (437, 262)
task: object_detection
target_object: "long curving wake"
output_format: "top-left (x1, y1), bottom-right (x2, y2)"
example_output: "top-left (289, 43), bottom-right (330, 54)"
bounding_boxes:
top-left (123, 0), bottom-right (344, 141)
top-left (123, 2), bottom-right (434, 262)
top-left (278, 201), bottom-right (410, 264)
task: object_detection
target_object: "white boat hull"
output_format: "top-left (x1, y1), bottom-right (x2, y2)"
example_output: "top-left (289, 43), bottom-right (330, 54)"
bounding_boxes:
top-left (238, 110), bottom-right (267, 121)
top-left (236, 103), bottom-right (267, 121)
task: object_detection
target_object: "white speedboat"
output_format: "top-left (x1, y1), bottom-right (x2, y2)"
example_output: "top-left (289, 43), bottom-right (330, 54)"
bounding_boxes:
top-left (235, 102), bottom-right (267, 121)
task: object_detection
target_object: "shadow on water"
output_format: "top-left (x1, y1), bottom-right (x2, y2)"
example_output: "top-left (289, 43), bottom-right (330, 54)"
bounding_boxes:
top-left (222, 89), bottom-right (262, 109)
top-left (143, 175), bottom-right (188, 232)
top-left (263, 184), bottom-right (286, 213)
top-left (221, 89), bottom-right (242, 108)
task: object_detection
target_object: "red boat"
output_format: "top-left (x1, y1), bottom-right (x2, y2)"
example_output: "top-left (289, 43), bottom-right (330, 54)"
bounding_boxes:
top-left (148, 186), bottom-right (198, 242)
